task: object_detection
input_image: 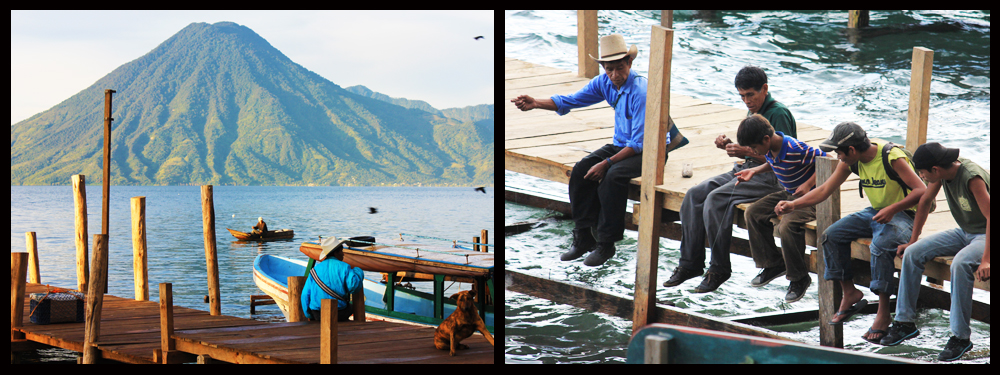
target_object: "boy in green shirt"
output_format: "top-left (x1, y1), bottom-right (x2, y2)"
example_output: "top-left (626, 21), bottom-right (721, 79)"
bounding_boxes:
top-left (881, 143), bottom-right (990, 362)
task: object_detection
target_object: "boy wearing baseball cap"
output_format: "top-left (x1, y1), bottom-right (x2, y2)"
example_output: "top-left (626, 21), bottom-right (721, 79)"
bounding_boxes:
top-left (882, 143), bottom-right (990, 362)
top-left (774, 122), bottom-right (925, 344)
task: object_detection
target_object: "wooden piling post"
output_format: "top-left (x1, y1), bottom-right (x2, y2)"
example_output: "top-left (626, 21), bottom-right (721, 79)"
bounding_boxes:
top-left (848, 10), bottom-right (869, 29)
top-left (577, 10), bottom-right (599, 79)
top-left (352, 288), bottom-right (366, 322)
top-left (481, 229), bottom-right (489, 252)
top-left (11, 253), bottom-right (28, 341)
top-left (25, 232), bottom-right (40, 284)
top-left (132, 197), bottom-right (149, 301)
top-left (320, 299), bottom-right (338, 364)
top-left (83, 234), bottom-right (109, 364)
top-left (288, 276), bottom-right (307, 323)
top-left (101, 90), bottom-right (115, 238)
top-left (73, 175), bottom-right (89, 293)
top-left (815, 157), bottom-right (843, 348)
top-left (906, 47), bottom-right (934, 152)
top-left (201, 185), bottom-right (222, 316)
top-left (159, 283), bottom-right (175, 364)
top-left (633, 24), bottom-right (673, 334)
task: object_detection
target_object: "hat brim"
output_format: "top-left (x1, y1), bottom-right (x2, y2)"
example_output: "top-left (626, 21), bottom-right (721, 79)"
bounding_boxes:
top-left (319, 237), bottom-right (347, 261)
top-left (590, 45), bottom-right (638, 62)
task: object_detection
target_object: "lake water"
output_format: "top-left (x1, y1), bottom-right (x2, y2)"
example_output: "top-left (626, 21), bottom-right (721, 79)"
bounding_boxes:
top-left (505, 10), bottom-right (989, 364)
top-left (11, 185), bottom-right (495, 361)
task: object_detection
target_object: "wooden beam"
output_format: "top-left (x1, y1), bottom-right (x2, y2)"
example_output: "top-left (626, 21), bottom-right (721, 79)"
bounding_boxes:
top-left (507, 270), bottom-right (790, 341)
top-left (11, 253), bottom-right (28, 341)
top-left (634, 24), bottom-right (673, 334)
top-left (577, 10), bottom-right (599, 79)
top-left (906, 47), bottom-right (934, 152)
top-left (848, 10), bottom-right (869, 29)
top-left (815, 157), bottom-right (843, 348)
top-left (83, 234), bottom-right (109, 364)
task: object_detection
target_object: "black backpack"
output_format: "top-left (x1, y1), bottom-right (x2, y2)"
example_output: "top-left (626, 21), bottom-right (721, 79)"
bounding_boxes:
top-left (849, 142), bottom-right (935, 212)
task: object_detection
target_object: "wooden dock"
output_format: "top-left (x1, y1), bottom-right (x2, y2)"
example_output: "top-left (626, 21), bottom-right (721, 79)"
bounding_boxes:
top-left (505, 35), bottom-right (989, 348)
top-left (504, 55), bottom-right (990, 290)
top-left (11, 283), bottom-right (493, 364)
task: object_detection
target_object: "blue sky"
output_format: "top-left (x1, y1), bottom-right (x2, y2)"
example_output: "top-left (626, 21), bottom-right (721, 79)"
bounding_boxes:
top-left (10, 10), bottom-right (494, 125)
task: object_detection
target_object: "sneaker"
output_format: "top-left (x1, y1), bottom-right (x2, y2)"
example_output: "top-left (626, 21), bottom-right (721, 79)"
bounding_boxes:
top-left (663, 267), bottom-right (703, 288)
top-left (561, 228), bottom-right (596, 261)
top-left (583, 242), bottom-right (616, 267)
top-left (693, 272), bottom-right (730, 294)
top-left (938, 337), bottom-right (974, 362)
top-left (751, 266), bottom-right (787, 288)
top-left (880, 321), bottom-right (920, 347)
top-left (785, 276), bottom-right (811, 303)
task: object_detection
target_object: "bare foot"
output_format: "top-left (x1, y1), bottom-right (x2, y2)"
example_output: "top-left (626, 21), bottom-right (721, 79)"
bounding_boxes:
top-left (830, 288), bottom-right (865, 324)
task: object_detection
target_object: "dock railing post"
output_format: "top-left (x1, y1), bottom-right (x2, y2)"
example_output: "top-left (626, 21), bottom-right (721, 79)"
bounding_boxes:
top-left (320, 299), bottom-right (338, 364)
top-left (201, 185), bottom-right (222, 316)
top-left (633, 24), bottom-right (673, 334)
top-left (815, 157), bottom-right (843, 348)
top-left (906, 47), bottom-right (934, 152)
top-left (11, 252), bottom-right (28, 341)
top-left (577, 10), bottom-right (599, 79)
top-left (288, 276), bottom-right (307, 323)
top-left (73, 175), bottom-right (89, 293)
top-left (83, 234), bottom-right (109, 364)
top-left (158, 283), bottom-right (175, 364)
top-left (132, 197), bottom-right (149, 302)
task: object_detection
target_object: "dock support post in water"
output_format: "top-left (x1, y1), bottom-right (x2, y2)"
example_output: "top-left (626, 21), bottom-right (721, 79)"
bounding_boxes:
top-left (815, 157), bottom-right (843, 348)
top-left (634, 24), bottom-right (673, 334)
top-left (848, 10), bottom-right (869, 29)
top-left (132, 197), bottom-right (149, 301)
top-left (201, 185), bottom-right (222, 316)
top-left (73, 175), bottom-right (89, 293)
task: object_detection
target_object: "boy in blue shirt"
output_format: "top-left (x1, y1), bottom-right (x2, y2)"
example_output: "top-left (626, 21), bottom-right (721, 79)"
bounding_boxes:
top-left (302, 237), bottom-right (365, 322)
top-left (735, 114), bottom-right (827, 303)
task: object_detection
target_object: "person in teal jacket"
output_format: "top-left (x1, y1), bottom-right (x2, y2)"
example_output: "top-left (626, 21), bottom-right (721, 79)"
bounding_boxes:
top-left (302, 237), bottom-right (365, 322)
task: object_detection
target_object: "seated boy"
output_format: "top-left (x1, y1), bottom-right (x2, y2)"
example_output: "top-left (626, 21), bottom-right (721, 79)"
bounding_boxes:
top-left (774, 122), bottom-right (925, 344)
top-left (882, 143), bottom-right (990, 362)
top-left (734, 114), bottom-right (827, 303)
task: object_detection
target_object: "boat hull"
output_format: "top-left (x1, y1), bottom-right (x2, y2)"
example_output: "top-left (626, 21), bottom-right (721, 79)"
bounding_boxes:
top-left (253, 255), bottom-right (494, 329)
top-left (229, 228), bottom-right (295, 241)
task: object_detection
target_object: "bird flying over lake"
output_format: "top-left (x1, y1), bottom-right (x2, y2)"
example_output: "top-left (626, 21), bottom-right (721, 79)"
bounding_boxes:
top-left (475, 187), bottom-right (486, 194)
top-left (474, 36), bottom-right (484, 40)
top-left (369, 207), bottom-right (379, 214)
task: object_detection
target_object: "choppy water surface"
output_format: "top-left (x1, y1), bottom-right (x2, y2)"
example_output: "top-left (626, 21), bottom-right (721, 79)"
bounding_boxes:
top-left (505, 10), bottom-right (989, 364)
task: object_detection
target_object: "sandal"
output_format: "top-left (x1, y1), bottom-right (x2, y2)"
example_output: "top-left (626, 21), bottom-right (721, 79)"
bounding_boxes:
top-left (828, 299), bottom-right (868, 325)
top-left (863, 328), bottom-right (888, 345)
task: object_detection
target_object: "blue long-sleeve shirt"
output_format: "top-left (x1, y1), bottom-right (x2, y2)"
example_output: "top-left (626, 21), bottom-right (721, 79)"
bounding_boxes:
top-left (551, 70), bottom-right (664, 153)
top-left (301, 257), bottom-right (364, 312)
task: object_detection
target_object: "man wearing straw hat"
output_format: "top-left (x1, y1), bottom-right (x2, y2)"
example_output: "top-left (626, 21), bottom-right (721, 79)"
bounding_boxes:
top-left (301, 236), bottom-right (365, 322)
top-left (511, 34), bottom-right (688, 267)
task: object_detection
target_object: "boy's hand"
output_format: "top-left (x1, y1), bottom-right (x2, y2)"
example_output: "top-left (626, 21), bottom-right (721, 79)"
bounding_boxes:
top-left (977, 261), bottom-right (990, 282)
top-left (775, 201), bottom-right (796, 216)
top-left (511, 95), bottom-right (536, 111)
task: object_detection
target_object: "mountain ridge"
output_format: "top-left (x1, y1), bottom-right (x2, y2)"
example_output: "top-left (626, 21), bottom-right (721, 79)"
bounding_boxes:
top-left (11, 21), bottom-right (493, 187)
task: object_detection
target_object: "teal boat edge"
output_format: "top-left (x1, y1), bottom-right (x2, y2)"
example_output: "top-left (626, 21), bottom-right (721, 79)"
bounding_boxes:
top-left (627, 324), bottom-right (922, 364)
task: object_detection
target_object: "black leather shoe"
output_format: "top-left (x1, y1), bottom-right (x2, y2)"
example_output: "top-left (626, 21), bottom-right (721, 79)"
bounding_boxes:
top-left (583, 242), bottom-right (616, 267)
top-left (663, 267), bottom-right (703, 288)
top-left (693, 272), bottom-right (730, 294)
top-left (561, 228), bottom-right (596, 262)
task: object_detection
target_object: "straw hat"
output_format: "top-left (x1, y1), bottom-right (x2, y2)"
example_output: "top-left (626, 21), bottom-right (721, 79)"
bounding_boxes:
top-left (318, 236), bottom-right (347, 261)
top-left (589, 34), bottom-right (638, 62)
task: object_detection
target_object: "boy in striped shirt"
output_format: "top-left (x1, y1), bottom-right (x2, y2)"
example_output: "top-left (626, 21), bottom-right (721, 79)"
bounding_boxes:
top-left (734, 114), bottom-right (827, 303)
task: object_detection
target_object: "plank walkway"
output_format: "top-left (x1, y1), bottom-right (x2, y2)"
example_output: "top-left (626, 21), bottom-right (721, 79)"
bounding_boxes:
top-left (504, 56), bottom-right (989, 293)
top-left (12, 284), bottom-right (493, 364)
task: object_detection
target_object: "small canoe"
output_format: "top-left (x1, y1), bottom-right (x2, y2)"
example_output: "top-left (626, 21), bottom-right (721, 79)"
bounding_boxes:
top-left (227, 228), bottom-right (294, 241)
top-left (253, 254), bottom-right (494, 331)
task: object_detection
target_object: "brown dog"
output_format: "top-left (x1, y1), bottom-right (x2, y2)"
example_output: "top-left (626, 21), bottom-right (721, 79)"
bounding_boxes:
top-left (435, 290), bottom-right (494, 356)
